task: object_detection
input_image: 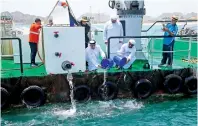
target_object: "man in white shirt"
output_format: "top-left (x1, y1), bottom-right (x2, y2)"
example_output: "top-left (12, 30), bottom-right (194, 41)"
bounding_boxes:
top-left (86, 40), bottom-right (106, 71)
top-left (117, 39), bottom-right (136, 69)
top-left (103, 14), bottom-right (124, 60)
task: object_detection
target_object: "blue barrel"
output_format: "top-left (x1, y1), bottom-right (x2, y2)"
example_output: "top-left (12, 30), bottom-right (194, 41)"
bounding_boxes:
top-left (101, 59), bottom-right (114, 69)
top-left (108, 59), bottom-right (114, 68)
top-left (113, 56), bottom-right (127, 67)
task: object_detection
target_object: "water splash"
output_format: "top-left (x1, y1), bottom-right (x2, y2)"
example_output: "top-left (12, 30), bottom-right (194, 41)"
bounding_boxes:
top-left (54, 72), bottom-right (76, 117)
top-left (67, 72), bottom-right (76, 111)
top-left (98, 99), bottom-right (144, 110)
top-left (101, 70), bottom-right (109, 100)
top-left (123, 100), bottom-right (144, 109)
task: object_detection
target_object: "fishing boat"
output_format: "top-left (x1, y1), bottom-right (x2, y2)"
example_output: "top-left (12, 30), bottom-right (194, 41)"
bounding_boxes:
top-left (1, 0), bottom-right (197, 110)
top-left (178, 25), bottom-right (197, 41)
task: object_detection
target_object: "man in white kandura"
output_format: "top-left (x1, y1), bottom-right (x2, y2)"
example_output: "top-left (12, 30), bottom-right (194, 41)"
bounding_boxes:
top-left (117, 39), bottom-right (137, 69)
top-left (86, 40), bottom-right (106, 71)
top-left (103, 14), bottom-right (124, 59)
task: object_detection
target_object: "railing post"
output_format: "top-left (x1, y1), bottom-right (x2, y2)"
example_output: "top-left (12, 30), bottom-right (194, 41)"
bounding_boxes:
top-left (18, 38), bottom-right (24, 74)
top-left (188, 37), bottom-right (192, 66)
top-left (147, 38), bottom-right (150, 63)
top-left (151, 38), bottom-right (154, 70)
top-left (1, 37), bottom-right (23, 75)
top-left (107, 38), bottom-right (110, 59)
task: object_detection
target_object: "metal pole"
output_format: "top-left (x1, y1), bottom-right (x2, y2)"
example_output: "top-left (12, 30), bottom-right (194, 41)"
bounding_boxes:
top-left (44, 0), bottom-right (59, 24)
top-left (151, 50), bottom-right (189, 53)
top-left (1, 37), bottom-right (23, 74)
top-left (108, 40), bottom-right (110, 59)
top-left (18, 38), bottom-right (23, 74)
top-left (188, 37), bottom-right (192, 66)
top-left (141, 19), bottom-right (197, 32)
top-left (147, 38), bottom-right (151, 66)
top-left (1, 54), bottom-right (20, 57)
top-left (151, 38), bottom-right (154, 69)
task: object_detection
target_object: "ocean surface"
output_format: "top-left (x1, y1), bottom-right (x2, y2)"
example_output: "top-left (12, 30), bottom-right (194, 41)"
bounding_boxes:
top-left (1, 97), bottom-right (197, 126)
top-left (1, 23), bottom-right (197, 126)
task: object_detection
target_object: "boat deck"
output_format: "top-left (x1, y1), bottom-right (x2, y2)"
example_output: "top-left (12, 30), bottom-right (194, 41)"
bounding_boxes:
top-left (1, 38), bottom-right (197, 78)
top-left (1, 58), bottom-right (197, 78)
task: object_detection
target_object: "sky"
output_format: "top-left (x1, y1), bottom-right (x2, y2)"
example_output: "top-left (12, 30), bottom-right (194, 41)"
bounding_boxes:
top-left (0, 0), bottom-right (198, 18)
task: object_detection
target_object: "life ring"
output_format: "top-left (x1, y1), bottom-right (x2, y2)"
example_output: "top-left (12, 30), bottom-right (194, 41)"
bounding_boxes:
top-left (21, 85), bottom-right (46, 108)
top-left (74, 85), bottom-right (91, 102)
top-left (183, 76), bottom-right (197, 95)
top-left (133, 79), bottom-right (153, 99)
top-left (98, 82), bottom-right (118, 100)
top-left (164, 74), bottom-right (182, 94)
top-left (1, 87), bottom-right (9, 109)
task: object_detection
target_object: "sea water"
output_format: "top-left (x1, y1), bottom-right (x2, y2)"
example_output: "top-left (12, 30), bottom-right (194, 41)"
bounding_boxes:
top-left (1, 97), bottom-right (197, 126)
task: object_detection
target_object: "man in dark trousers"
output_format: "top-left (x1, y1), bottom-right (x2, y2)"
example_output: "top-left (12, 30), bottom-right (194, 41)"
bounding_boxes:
top-left (79, 16), bottom-right (91, 48)
top-left (158, 16), bottom-right (178, 68)
top-left (29, 18), bottom-right (42, 67)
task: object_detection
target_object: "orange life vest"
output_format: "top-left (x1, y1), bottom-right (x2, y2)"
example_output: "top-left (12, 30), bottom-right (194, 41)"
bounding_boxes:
top-left (29, 23), bottom-right (41, 43)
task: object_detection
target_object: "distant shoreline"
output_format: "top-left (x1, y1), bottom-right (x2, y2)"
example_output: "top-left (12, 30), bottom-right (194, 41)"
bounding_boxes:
top-left (2, 11), bottom-right (197, 26)
top-left (89, 22), bottom-right (197, 25)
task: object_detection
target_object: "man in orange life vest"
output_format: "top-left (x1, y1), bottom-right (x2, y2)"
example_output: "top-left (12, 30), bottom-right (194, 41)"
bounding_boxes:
top-left (29, 18), bottom-right (42, 67)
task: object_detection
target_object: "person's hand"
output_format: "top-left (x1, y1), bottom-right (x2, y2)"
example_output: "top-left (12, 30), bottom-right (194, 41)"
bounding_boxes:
top-left (164, 28), bottom-right (168, 31)
top-left (98, 64), bottom-right (101, 68)
top-left (162, 27), bottom-right (168, 32)
top-left (162, 24), bottom-right (165, 28)
top-left (127, 58), bottom-right (130, 63)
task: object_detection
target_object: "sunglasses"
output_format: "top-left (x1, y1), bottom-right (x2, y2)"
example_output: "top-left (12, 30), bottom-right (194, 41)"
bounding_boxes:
top-left (172, 18), bottom-right (178, 21)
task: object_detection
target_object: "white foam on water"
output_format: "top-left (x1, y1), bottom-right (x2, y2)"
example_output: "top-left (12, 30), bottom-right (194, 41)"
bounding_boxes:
top-left (98, 100), bottom-right (144, 110)
top-left (98, 100), bottom-right (115, 108)
top-left (123, 100), bottom-right (144, 109)
top-left (54, 108), bottom-right (76, 118)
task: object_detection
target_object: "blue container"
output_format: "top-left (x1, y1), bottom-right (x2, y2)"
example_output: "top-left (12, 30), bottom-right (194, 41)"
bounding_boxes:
top-left (101, 59), bottom-right (114, 69)
top-left (113, 56), bottom-right (127, 67)
top-left (108, 59), bottom-right (114, 68)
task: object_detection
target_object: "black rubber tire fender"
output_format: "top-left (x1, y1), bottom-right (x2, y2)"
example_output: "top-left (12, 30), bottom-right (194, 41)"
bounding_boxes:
top-left (98, 82), bottom-right (118, 101)
top-left (164, 74), bottom-right (182, 94)
top-left (21, 85), bottom-right (45, 108)
top-left (183, 76), bottom-right (197, 95)
top-left (74, 85), bottom-right (91, 102)
top-left (133, 79), bottom-right (153, 99)
top-left (1, 87), bottom-right (9, 109)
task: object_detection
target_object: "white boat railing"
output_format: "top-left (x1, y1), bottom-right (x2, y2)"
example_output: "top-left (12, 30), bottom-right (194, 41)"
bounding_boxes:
top-left (108, 35), bottom-right (197, 69)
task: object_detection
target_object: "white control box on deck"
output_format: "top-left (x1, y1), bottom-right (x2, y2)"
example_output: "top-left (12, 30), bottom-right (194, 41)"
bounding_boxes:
top-left (42, 27), bottom-right (85, 74)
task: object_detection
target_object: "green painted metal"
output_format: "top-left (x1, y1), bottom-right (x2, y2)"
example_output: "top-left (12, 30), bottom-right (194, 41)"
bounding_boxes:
top-left (149, 38), bottom-right (197, 58)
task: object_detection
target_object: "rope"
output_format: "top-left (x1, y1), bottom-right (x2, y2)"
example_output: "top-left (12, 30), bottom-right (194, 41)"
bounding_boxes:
top-left (182, 58), bottom-right (198, 64)
top-left (44, 0), bottom-right (59, 24)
